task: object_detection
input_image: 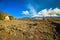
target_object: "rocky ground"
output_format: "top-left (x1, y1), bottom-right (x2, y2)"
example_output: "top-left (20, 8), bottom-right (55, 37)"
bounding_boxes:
top-left (0, 18), bottom-right (59, 40)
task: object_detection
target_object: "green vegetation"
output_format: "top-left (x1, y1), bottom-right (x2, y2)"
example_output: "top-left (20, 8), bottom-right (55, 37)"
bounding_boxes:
top-left (47, 36), bottom-right (54, 40)
top-left (0, 14), bottom-right (5, 20)
top-left (0, 12), bottom-right (9, 20)
top-left (0, 11), bottom-right (15, 20)
top-left (9, 16), bottom-right (15, 20)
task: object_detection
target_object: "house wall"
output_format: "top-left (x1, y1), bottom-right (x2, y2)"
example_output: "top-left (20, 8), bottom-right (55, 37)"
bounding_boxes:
top-left (5, 16), bottom-right (9, 20)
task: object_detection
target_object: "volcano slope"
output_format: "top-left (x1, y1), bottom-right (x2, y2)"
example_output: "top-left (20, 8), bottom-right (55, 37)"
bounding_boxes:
top-left (0, 18), bottom-right (59, 40)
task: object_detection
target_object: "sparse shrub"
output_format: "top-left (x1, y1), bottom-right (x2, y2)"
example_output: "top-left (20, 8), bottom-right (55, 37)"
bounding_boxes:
top-left (47, 36), bottom-right (54, 40)
top-left (0, 25), bottom-right (5, 31)
top-left (0, 14), bottom-right (5, 20)
top-left (9, 16), bottom-right (14, 20)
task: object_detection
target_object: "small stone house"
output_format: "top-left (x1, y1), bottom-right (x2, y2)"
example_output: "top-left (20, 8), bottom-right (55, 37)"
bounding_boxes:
top-left (5, 16), bottom-right (10, 20)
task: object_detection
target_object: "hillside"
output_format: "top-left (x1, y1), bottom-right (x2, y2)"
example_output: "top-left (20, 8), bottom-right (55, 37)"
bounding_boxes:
top-left (0, 18), bottom-right (60, 40)
top-left (0, 12), bottom-right (9, 16)
top-left (0, 12), bottom-right (15, 20)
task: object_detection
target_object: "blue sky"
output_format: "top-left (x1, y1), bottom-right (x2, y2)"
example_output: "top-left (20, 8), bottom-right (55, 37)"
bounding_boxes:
top-left (0, 0), bottom-right (60, 18)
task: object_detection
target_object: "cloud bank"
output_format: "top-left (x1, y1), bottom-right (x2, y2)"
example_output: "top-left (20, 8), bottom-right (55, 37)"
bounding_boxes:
top-left (22, 4), bottom-right (60, 17)
top-left (31, 8), bottom-right (60, 17)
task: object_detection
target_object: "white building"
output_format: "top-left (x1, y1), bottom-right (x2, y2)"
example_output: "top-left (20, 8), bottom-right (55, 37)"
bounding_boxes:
top-left (5, 16), bottom-right (9, 20)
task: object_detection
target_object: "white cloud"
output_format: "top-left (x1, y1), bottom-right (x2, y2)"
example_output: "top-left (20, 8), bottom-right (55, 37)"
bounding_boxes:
top-left (53, 8), bottom-right (60, 14)
top-left (27, 4), bottom-right (60, 17)
top-left (22, 10), bottom-right (29, 15)
top-left (40, 9), bottom-right (49, 16)
top-left (32, 8), bottom-right (60, 17)
top-left (27, 4), bottom-right (37, 16)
